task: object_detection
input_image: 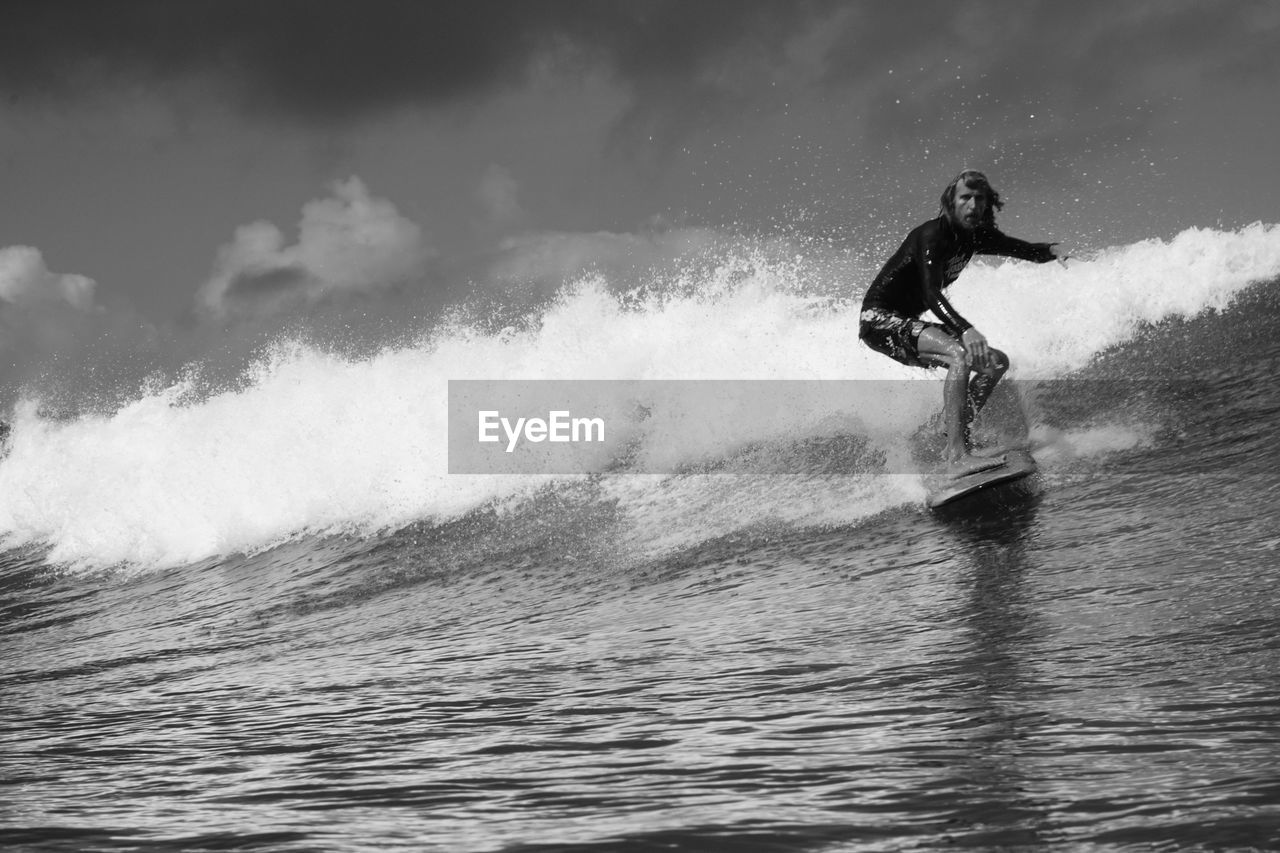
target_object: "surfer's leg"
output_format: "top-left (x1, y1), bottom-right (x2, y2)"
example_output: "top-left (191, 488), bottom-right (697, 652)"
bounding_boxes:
top-left (967, 347), bottom-right (1008, 415)
top-left (915, 328), bottom-right (1002, 476)
top-left (965, 347), bottom-right (1009, 447)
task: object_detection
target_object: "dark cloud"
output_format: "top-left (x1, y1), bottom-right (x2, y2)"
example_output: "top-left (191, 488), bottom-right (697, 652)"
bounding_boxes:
top-left (223, 265), bottom-right (312, 303)
top-left (0, 0), bottom-right (830, 122)
top-left (4, 0), bottom-right (1272, 152)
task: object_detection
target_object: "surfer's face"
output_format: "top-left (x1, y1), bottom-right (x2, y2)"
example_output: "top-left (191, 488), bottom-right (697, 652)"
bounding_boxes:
top-left (951, 181), bottom-right (987, 230)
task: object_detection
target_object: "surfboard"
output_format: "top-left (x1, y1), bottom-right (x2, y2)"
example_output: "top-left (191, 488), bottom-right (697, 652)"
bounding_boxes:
top-left (925, 449), bottom-right (1037, 509)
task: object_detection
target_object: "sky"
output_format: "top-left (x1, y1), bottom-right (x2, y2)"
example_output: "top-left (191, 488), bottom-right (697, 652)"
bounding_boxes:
top-left (0, 0), bottom-right (1277, 394)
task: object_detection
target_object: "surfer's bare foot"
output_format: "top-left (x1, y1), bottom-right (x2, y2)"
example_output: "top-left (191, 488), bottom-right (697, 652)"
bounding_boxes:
top-left (946, 454), bottom-right (1006, 479)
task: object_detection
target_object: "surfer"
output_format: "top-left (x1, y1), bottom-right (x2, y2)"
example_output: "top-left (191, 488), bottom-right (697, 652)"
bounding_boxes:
top-left (859, 170), bottom-right (1065, 478)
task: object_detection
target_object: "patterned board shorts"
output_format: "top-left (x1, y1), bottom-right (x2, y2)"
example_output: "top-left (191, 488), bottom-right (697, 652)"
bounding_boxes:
top-left (859, 307), bottom-right (943, 368)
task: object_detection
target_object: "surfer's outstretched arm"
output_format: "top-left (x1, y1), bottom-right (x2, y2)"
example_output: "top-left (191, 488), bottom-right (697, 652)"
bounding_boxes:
top-left (974, 228), bottom-right (1060, 263)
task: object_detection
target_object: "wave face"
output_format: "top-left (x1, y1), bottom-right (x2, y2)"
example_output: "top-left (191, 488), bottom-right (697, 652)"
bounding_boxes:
top-left (1, 223), bottom-right (1278, 571)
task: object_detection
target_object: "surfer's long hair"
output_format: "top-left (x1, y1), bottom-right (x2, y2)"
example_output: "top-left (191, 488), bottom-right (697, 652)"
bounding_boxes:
top-left (939, 169), bottom-right (1003, 227)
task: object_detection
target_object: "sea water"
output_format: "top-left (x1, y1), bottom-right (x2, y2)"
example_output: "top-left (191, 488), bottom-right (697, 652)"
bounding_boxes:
top-left (2, 224), bottom-right (1279, 851)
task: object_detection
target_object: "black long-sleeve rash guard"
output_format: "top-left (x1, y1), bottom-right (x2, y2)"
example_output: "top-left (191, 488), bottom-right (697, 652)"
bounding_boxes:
top-left (861, 216), bottom-right (1056, 335)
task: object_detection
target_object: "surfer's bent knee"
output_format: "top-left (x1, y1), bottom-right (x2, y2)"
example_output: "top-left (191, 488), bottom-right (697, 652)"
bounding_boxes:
top-left (981, 348), bottom-right (1009, 375)
top-left (917, 327), bottom-right (965, 363)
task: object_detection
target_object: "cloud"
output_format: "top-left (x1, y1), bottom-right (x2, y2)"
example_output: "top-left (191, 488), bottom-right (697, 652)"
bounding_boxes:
top-left (0, 1), bottom-right (833, 124)
top-left (197, 177), bottom-right (432, 317)
top-left (485, 227), bottom-right (725, 298)
top-left (4, 0), bottom-right (1272, 169)
top-left (0, 247), bottom-right (148, 397)
top-left (0, 246), bottom-right (96, 311)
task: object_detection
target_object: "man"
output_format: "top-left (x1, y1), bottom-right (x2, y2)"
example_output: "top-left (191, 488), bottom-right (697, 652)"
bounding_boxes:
top-left (859, 170), bottom-right (1065, 478)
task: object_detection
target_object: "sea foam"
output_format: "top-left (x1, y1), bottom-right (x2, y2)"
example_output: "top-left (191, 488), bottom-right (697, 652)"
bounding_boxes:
top-left (1, 223), bottom-right (1277, 570)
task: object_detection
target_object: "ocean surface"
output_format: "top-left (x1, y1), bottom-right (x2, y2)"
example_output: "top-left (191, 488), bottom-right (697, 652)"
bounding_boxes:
top-left (3, 224), bottom-right (1280, 851)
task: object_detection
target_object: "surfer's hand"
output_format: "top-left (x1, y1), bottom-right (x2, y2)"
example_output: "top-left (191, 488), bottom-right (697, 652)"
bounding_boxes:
top-left (1050, 242), bottom-right (1070, 267)
top-left (961, 328), bottom-right (989, 368)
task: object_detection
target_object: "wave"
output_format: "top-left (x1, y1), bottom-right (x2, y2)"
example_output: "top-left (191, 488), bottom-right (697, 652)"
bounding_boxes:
top-left (1, 223), bottom-right (1277, 571)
